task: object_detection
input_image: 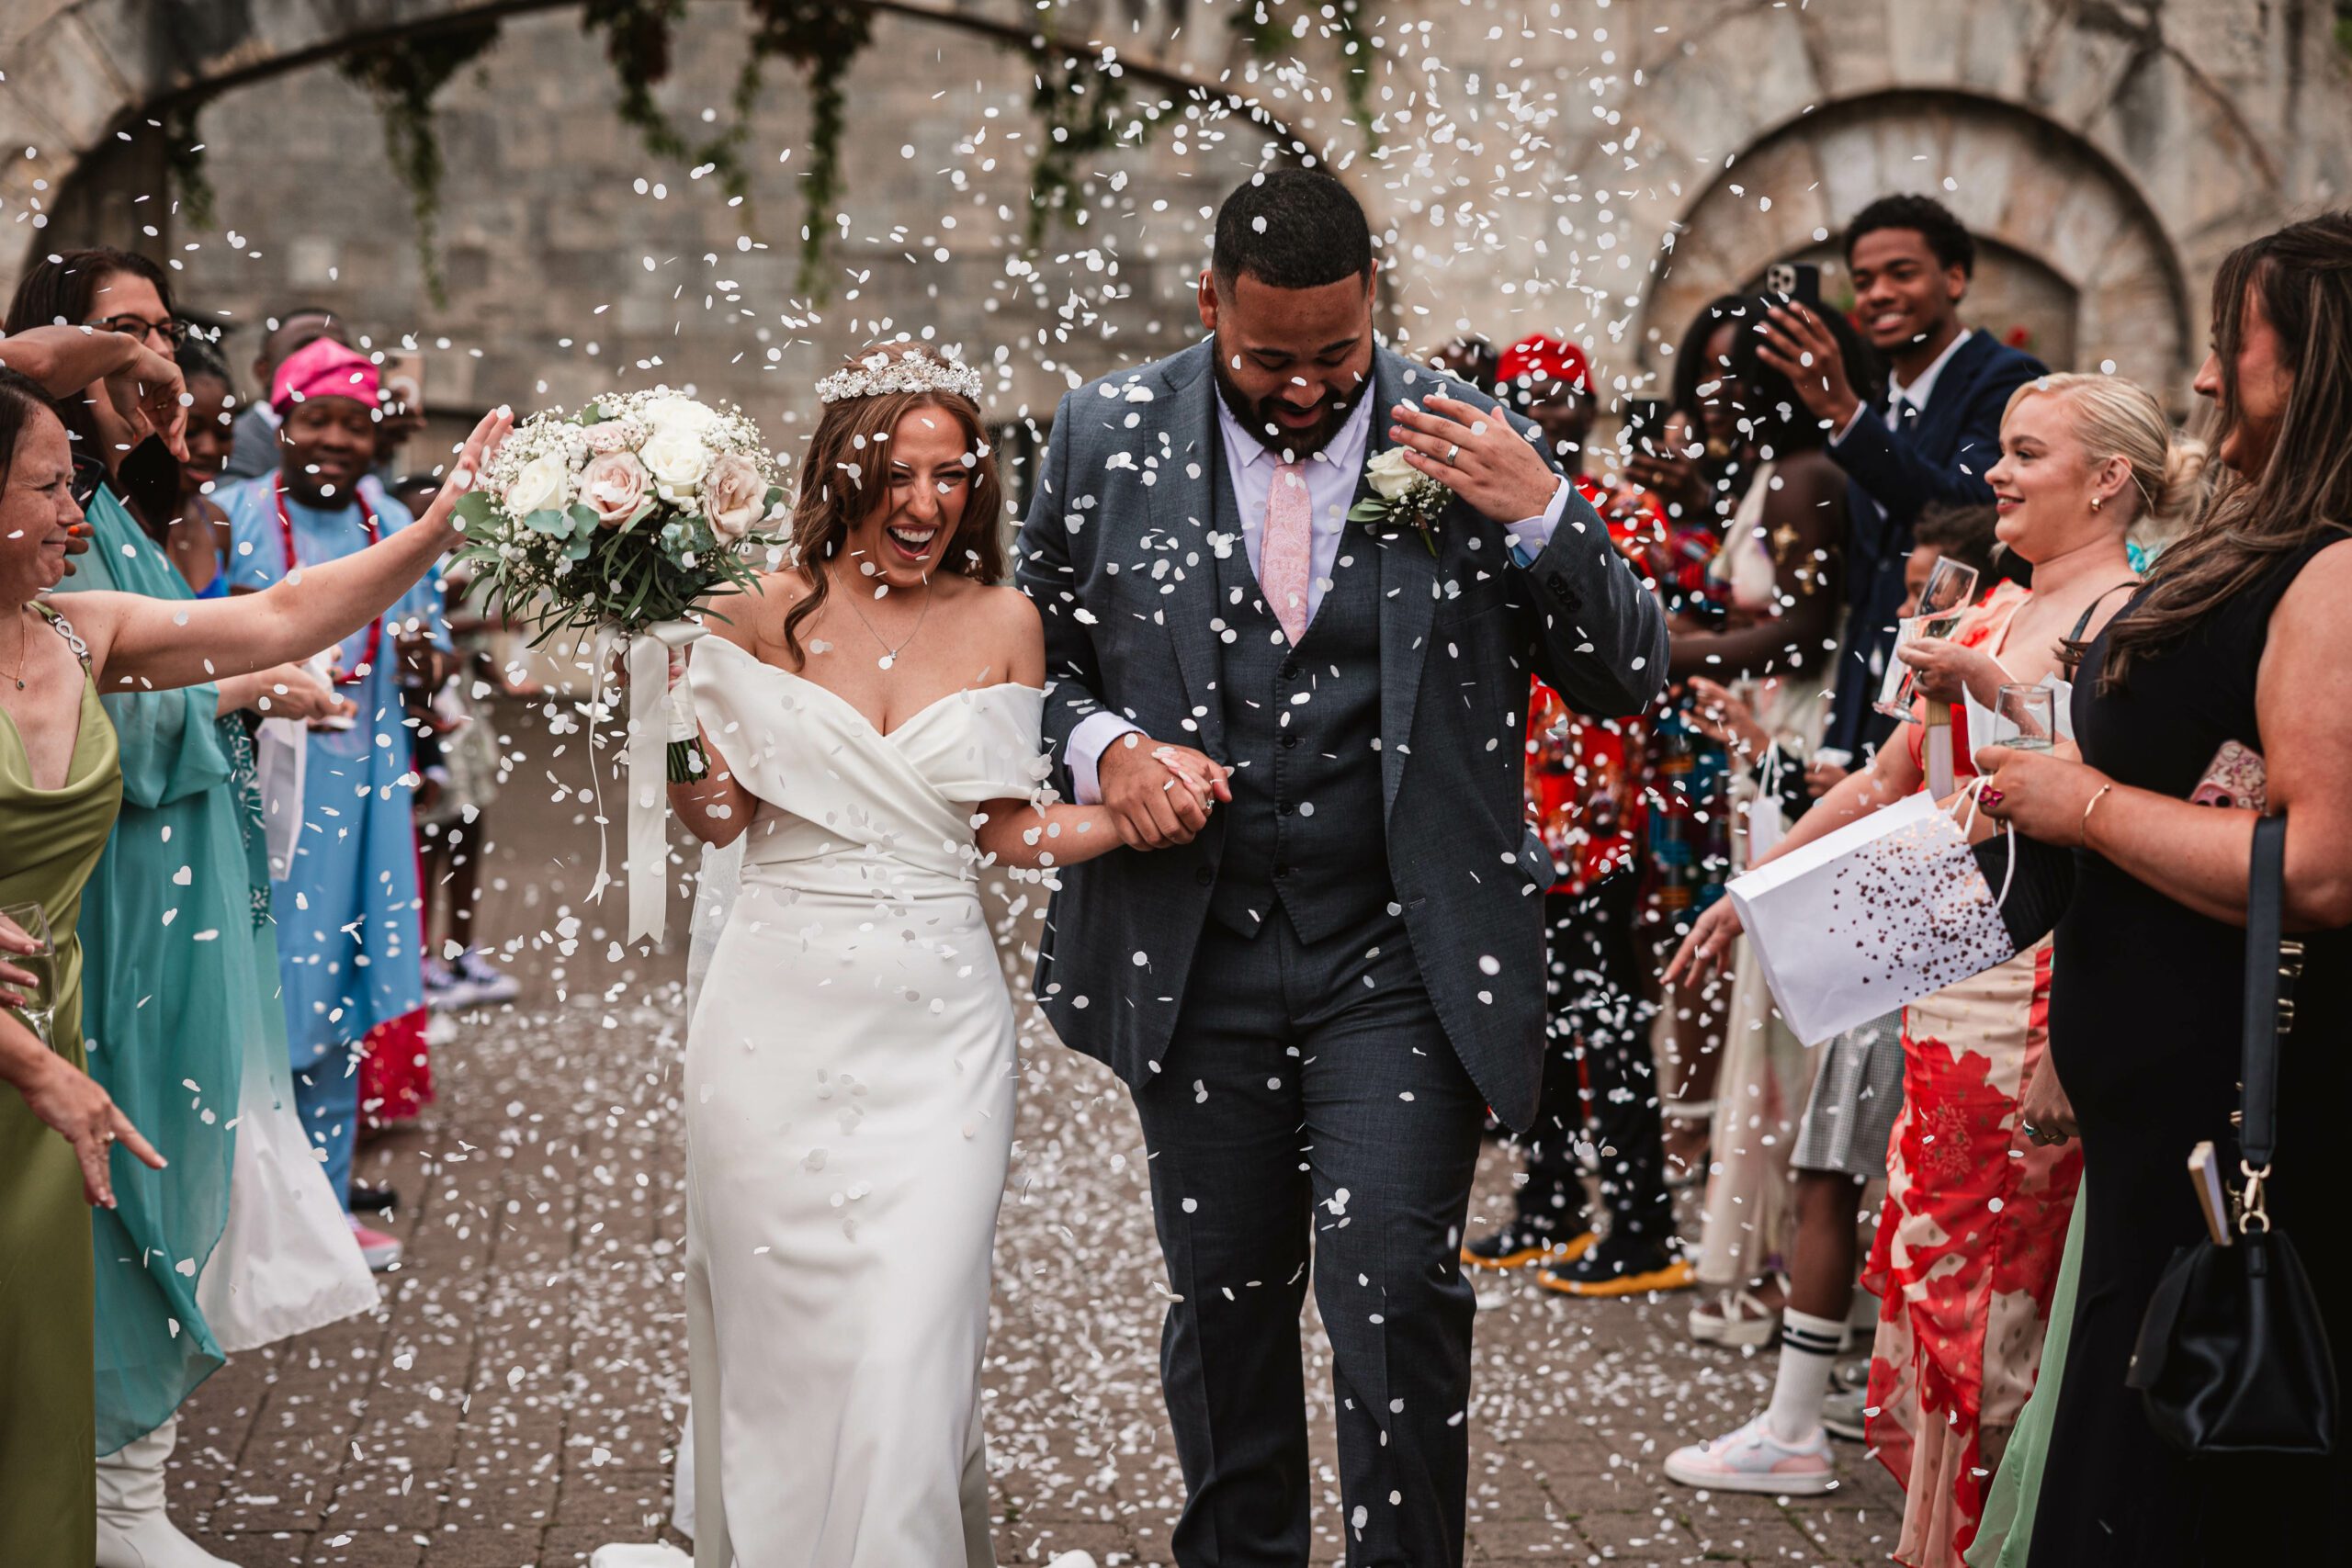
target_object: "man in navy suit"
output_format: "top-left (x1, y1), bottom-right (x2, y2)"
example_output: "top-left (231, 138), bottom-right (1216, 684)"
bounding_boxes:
top-left (1756, 195), bottom-right (2047, 757)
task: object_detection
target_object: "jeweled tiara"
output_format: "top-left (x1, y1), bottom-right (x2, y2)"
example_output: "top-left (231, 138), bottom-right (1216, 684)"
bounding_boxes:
top-left (814, 351), bottom-right (985, 406)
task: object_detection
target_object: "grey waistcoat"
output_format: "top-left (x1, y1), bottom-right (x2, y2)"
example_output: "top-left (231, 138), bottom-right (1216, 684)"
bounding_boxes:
top-left (1206, 443), bottom-right (1396, 942)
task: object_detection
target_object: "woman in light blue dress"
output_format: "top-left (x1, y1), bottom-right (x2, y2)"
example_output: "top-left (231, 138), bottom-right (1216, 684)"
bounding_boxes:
top-left (220, 340), bottom-right (448, 1263)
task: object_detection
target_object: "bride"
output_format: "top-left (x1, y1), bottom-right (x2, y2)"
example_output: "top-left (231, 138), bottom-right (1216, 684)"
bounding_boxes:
top-left (651, 344), bottom-right (1205, 1568)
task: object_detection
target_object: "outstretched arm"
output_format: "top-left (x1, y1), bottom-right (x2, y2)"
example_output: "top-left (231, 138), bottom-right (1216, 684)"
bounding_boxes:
top-left (0, 324), bottom-right (189, 459)
top-left (74, 410), bottom-right (510, 696)
top-left (973, 800), bottom-right (1129, 870)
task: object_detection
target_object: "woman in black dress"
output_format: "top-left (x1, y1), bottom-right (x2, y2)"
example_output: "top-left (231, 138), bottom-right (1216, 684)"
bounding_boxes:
top-left (1973, 213), bottom-right (2352, 1562)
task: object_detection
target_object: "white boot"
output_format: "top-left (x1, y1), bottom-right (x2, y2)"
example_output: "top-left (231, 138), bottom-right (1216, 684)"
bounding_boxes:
top-left (96, 1416), bottom-right (233, 1568)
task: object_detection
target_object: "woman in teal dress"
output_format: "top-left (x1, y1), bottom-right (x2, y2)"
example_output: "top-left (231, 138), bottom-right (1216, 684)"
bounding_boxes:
top-left (0, 356), bottom-right (510, 1565)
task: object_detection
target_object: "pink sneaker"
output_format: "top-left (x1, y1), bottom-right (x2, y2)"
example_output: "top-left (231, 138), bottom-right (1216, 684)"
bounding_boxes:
top-left (347, 1213), bottom-right (404, 1272)
top-left (1662, 1415), bottom-right (1835, 1495)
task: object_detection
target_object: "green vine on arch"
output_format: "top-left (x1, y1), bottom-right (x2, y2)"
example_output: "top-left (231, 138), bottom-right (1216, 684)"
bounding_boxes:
top-left (338, 19), bottom-right (502, 307)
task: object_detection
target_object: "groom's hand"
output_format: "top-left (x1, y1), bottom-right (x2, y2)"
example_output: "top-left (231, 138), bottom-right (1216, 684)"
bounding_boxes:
top-left (1099, 732), bottom-right (1231, 850)
top-left (1389, 393), bottom-right (1564, 525)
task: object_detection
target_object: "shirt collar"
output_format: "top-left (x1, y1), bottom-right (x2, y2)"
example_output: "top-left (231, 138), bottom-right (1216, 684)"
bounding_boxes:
top-left (1889, 327), bottom-right (1973, 412)
top-left (1216, 381), bottom-right (1375, 479)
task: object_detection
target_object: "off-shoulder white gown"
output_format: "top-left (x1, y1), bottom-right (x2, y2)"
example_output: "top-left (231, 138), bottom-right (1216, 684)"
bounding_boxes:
top-left (683, 637), bottom-right (1053, 1568)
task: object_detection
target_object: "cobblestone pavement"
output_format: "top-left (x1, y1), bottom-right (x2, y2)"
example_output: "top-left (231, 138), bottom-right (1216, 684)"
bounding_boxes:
top-left (175, 708), bottom-right (1905, 1568)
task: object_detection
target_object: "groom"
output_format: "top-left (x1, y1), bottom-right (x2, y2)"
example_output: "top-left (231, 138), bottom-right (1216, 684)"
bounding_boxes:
top-left (1015, 169), bottom-right (1666, 1565)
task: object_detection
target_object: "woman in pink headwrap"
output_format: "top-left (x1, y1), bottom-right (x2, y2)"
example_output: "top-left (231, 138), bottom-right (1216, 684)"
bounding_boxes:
top-left (217, 339), bottom-right (451, 1274)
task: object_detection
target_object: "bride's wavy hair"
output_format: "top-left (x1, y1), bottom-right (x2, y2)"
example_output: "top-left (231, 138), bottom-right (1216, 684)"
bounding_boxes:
top-left (779, 343), bottom-right (1005, 668)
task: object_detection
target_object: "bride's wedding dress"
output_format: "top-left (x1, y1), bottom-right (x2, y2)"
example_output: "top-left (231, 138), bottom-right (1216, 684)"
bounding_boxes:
top-left (678, 636), bottom-right (1055, 1567)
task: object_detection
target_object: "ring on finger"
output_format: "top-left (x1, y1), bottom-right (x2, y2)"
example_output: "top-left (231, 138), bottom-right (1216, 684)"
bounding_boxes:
top-left (1443, 443), bottom-right (1461, 465)
top-left (1980, 787), bottom-right (2007, 808)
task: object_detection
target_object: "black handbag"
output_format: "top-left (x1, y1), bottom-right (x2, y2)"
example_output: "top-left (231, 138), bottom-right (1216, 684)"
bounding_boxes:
top-left (2125, 814), bottom-right (2338, 1454)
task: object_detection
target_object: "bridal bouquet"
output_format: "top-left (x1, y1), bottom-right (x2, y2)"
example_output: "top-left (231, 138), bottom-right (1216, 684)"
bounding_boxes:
top-left (449, 389), bottom-right (788, 942)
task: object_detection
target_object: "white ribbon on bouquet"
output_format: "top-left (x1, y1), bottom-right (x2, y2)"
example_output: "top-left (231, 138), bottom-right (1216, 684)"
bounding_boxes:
top-left (615, 617), bottom-right (707, 946)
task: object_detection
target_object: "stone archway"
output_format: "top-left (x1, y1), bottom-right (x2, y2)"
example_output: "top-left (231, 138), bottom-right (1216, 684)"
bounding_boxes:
top-left (0, 0), bottom-right (1277, 294)
top-left (1641, 89), bottom-right (2195, 409)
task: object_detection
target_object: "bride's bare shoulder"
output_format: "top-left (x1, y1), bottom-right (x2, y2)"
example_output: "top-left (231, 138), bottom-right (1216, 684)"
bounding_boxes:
top-left (966, 581), bottom-right (1044, 682)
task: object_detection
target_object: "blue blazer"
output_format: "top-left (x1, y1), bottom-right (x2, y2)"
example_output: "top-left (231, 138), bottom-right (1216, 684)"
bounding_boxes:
top-left (1825, 331), bottom-right (2046, 754)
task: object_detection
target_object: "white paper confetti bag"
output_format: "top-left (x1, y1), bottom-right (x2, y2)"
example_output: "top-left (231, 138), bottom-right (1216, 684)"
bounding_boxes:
top-left (1725, 787), bottom-right (2016, 1045)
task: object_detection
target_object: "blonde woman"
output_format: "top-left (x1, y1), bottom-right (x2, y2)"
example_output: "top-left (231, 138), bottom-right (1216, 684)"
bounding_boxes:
top-left (1668, 372), bottom-right (2202, 1568)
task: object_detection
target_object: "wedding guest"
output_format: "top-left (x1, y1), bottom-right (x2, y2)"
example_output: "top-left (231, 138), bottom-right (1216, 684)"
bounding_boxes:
top-left (1629, 294), bottom-right (1756, 1182)
top-left (1459, 337), bottom-right (1688, 1294)
top-left (159, 339), bottom-right (240, 595)
top-left (220, 339), bottom-right (454, 1270)
top-left (1756, 196), bottom-right (2046, 761)
top-left (6, 249), bottom-right (356, 1567)
top-left (1669, 372), bottom-right (2195, 1563)
top-left (1668, 302), bottom-right (1874, 1343)
top-left (221, 306), bottom-right (346, 481)
top-left (1973, 212), bottom-right (2352, 1564)
top-left (0, 364), bottom-right (505, 1568)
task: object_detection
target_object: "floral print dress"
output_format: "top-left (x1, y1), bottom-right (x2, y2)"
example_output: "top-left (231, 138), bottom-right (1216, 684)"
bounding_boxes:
top-left (1862, 583), bottom-right (2082, 1567)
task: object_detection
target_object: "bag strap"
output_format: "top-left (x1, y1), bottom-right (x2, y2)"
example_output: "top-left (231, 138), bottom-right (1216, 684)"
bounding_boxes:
top-left (2239, 815), bottom-right (2294, 1171)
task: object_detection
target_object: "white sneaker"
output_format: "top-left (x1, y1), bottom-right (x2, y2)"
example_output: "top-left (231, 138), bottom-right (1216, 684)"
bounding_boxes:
top-left (347, 1213), bottom-right (403, 1272)
top-left (1821, 1385), bottom-right (1868, 1442)
top-left (1663, 1414), bottom-right (1837, 1495)
top-left (589, 1548), bottom-right (691, 1568)
top-left (1046, 1555), bottom-right (1098, 1568)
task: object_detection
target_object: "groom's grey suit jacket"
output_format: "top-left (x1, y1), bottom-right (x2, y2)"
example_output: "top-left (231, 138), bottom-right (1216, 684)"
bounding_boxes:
top-left (1013, 340), bottom-right (1668, 1128)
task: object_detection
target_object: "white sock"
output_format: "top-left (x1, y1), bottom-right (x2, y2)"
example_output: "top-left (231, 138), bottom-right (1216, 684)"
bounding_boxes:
top-left (1763, 1308), bottom-right (1846, 1442)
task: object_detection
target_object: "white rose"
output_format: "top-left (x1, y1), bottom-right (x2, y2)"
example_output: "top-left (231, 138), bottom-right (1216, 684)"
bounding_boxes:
top-left (640, 425), bottom-right (712, 496)
top-left (503, 453), bottom-right (571, 517)
top-left (639, 396), bottom-right (719, 439)
top-left (1365, 445), bottom-right (1420, 502)
top-left (702, 453), bottom-right (766, 542)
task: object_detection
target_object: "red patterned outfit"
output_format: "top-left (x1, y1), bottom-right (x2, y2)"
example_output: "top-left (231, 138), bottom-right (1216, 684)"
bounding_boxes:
top-left (1861, 585), bottom-right (2082, 1566)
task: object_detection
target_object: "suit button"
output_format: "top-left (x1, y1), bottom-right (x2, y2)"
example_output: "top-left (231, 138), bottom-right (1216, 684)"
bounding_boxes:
top-left (1281, 733), bottom-right (1299, 750)
top-left (1272, 863), bottom-right (1290, 879)
top-left (1194, 865), bottom-right (1216, 886)
top-left (1280, 659), bottom-right (1298, 681)
top-left (1277, 801), bottom-right (1295, 816)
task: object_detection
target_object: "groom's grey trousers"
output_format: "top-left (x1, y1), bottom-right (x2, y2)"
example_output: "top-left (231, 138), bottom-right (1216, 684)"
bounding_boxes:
top-left (1135, 902), bottom-right (1485, 1568)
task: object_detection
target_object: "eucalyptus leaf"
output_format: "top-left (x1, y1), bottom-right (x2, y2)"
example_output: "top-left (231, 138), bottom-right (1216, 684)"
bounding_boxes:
top-left (524, 507), bottom-right (570, 536)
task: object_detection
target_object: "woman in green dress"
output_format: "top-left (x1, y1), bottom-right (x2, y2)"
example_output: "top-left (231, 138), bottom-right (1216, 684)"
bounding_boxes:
top-left (0, 367), bottom-right (511, 1566)
top-left (9, 250), bottom-right (354, 1566)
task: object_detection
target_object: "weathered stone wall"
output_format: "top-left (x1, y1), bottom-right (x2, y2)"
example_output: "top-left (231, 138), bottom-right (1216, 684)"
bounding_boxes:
top-left (28, 0), bottom-right (2352, 455)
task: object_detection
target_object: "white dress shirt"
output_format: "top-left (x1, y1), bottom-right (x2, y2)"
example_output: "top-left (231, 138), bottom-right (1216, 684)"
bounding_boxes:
top-left (1065, 381), bottom-right (1574, 803)
top-left (1834, 327), bottom-right (1974, 445)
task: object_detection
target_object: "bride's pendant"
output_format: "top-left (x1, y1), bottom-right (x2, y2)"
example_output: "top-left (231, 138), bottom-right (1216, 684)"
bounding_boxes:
top-left (877, 653), bottom-right (895, 671)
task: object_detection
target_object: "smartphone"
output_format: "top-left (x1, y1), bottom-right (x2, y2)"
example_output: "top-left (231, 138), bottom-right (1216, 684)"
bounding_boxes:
top-left (380, 351), bottom-right (425, 421)
top-left (1764, 261), bottom-right (1823, 308)
top-left (1621, 396), bottom-right (1669, 457)
top-left (2190, 739), bottom-right (2266, 812)
top-left (2188, 1141), bottom-right (2234, 1247)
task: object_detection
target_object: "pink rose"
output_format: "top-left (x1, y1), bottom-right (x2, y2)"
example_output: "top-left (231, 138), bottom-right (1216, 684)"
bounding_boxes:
top-left (703, 453), bottom-right (766, 542)
top-left (582, 451), bottom-right (649, 528)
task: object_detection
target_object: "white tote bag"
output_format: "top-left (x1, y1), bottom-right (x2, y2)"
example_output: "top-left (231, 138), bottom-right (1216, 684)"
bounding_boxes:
top-left (1725, 786), bottom-right (2017, 1045)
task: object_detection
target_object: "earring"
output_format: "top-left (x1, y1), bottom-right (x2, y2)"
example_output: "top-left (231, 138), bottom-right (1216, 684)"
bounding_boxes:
top-left (2090, 496), bottom-right (2103, 511)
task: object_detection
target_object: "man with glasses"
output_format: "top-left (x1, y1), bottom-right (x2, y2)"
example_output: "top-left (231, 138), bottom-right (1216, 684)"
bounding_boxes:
top-left (222, 307), bottom-right (348, 481)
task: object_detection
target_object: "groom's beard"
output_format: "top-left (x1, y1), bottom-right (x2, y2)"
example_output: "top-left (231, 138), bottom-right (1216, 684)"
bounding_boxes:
top-left (1211, 345), bottom-right (1370, 463)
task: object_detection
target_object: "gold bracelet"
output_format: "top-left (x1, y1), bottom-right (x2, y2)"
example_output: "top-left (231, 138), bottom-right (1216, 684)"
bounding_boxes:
top-left (2080, 781), bottom-right (2115, 845)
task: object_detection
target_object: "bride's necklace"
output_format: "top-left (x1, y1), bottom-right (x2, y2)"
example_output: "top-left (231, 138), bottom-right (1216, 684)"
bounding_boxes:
top-left (841, 570), bottom-right (933, 672)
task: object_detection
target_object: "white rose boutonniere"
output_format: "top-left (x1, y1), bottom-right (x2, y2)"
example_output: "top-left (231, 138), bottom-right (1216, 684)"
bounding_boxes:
top-left (1351, 445), bottom-right (1451, 553)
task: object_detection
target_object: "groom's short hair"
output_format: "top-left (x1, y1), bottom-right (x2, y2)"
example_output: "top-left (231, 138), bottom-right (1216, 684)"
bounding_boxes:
top-left (1212, 168), bottom-right (1373, 291)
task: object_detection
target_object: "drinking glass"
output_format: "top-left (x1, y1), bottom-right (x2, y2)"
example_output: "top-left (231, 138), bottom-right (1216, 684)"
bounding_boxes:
top-left (0, 900), bottom-right (57, 1049)
top-left (1874, 557), bottom-right (1982, 722)
top-left (1992, 682), bottom-right (2057, 751)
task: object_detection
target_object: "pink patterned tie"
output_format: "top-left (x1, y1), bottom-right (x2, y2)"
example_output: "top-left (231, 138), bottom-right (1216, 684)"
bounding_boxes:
top-left (1261, 459), bottom-right (1313, 645)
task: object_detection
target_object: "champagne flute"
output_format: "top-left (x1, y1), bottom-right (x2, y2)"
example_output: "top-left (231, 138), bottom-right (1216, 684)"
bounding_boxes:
top-left (1992, 682), bottom-right (2057, 751)
top-left (1874, 557), bottom-right (1982, 722)
top-left (0, 900), bottom-right (58, 1048)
